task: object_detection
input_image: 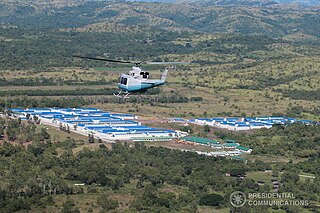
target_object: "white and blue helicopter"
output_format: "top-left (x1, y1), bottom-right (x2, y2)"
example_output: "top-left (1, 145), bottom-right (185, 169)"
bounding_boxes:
top-left (74, 55), bottom-right (188, 98)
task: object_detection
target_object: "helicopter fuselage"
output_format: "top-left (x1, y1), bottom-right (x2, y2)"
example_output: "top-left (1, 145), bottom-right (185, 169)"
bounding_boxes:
top-left (117, 66), bottom-right (167, 93)
top-left (118, 74), bottom-right (165, 92)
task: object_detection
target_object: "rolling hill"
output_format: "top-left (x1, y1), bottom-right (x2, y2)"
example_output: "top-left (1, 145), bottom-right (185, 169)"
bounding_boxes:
top-left (0, 0), bottom-right (319, 40)
top-left (275, 0), bottom-right (320, 6)
top-left (129, 0), bottom-right (320, 6)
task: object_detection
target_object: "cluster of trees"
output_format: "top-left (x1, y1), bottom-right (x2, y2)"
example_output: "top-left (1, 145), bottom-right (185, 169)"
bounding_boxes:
top-left (88, 133), bottom-right (94, 143)
top-left (0, 88), bottom-right (119, 97)
top-left (0, 117), bottom-right (37, 142)
top-left (0, 77), bottom-right (57, 86)
top-left (278, 89), bottom-right (320, 101)
top-left (59, 123), bottom-right (71, 133)
top-left (0, 94), bottom-right (202, 112)
top-left (0, 77), bottom-right (112, 87)
top-left (94, 93), bottom-right (195, 104)
top-left (237, 74), bottom-right (304, 90)
top-left (285, 106), bottom-right (320, 119)
top-left (297, 157), bottom-right (320, 176)
top-left (215, 123), bottom-right (320, 159)
top-left (0, 87), bottom-right (169, 97)
top-left (0, 91), bottom-right (196, 109)
top-left (2, 19), bottom-right (317, 71)
top-left (0, 27), bottom-right (193, 70)
top-left (0, 97), bottom-right (88, 108)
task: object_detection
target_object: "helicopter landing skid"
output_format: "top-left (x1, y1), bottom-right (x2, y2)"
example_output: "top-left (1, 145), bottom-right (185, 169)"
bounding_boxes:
top-left (113, 91), bottom-right (130, 99)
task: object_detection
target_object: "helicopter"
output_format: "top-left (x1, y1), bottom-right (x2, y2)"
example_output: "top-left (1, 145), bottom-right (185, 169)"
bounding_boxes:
top-left (74, 55), bottom-right (189, 98)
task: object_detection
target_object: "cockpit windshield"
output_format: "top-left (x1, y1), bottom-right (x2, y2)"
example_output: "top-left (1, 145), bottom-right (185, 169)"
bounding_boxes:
top-left (120, 77), bottom-right (128, 85)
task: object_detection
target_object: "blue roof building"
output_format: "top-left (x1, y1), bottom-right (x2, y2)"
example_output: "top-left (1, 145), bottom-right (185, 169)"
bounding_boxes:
top-left (10, 107), bottom-right (180, 141)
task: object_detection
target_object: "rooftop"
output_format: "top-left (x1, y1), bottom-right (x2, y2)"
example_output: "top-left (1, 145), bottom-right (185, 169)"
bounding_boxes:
top-left (231, 156), bottom-right (247, 161)
top-left (182, 136), bottom-right (219, 144)
top-left (11, 108), bottom-right (177, 137)
top-left (224, 143), bottom-right (239, 147)
top-left (236, 146), bottom-right (251, 151)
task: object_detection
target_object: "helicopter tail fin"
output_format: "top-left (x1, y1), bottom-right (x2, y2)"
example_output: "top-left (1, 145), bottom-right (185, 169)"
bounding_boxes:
top-left (160, 67), bottom-right (169, 82)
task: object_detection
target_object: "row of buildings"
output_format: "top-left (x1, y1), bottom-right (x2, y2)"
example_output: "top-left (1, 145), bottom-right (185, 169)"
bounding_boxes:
top-left (10, 108), bottom-right (252, 160)
top-left (11, 108), bottom-right (184, 141)
top-left (181, 136), bottom-right (252, 155)
top-left (172, 116), bottom-right (314, 131)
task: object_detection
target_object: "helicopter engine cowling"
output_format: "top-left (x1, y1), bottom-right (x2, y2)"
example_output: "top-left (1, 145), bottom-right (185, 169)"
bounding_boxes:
top-left (140, 72), bottom-right (149, 79)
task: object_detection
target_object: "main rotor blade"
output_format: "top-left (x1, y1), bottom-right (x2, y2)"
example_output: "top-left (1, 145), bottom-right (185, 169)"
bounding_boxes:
top-left (73, 55), bottom-right (138, 64)
top-left (73, 55), bottom-right (189, 66)
top-left (145, 62), bottom-right (190, 65)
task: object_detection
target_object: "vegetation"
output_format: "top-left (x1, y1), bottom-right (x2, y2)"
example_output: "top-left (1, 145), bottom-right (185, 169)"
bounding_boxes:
top-left (278, 89), bottom-right (320, 101)
top-left (214, 123), bottom-right (320, 159)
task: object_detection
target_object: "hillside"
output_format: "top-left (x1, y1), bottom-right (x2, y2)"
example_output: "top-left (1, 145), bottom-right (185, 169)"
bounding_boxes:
top-left (275, 0), bottom-right (320, 6)
top-left (0, 1), bottom-right (320, 40)
top-left (130, 0), bottom-right (320, 6)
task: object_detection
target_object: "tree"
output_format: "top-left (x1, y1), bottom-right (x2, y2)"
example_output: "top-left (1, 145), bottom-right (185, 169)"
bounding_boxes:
top-left (33, 115), bottom-right (39, 123)
top-left (272, 169), bottom-right (279, 177)
top-left (223, 96), bottom-right (229, 102)
top-left (199, 193), bottom-right (224, 207)
top-left (61, 198), bottom-right (80, 213)
top-left (40, 128), bottom-right (50, 140)
top-left (97, 194), bottom-right (118, 211)
top-left (99, 144), bottom-right (106, 149)
top-left (180, 126), bottom-right (193, 133)
top-left (229, 168), bottom-right (246, 177)
top-left (281, 171), bottom-right (299, 183)
top-left (204, 125), bottom-right (210, 133)
top-left (88, 133), bottom-right (94, 143)
top-left (59, 123), bottom-right (63, 131)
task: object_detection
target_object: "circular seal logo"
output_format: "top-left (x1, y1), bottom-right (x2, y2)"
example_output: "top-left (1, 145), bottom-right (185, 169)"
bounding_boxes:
top-left (230, 191), bottom-right (246, 207)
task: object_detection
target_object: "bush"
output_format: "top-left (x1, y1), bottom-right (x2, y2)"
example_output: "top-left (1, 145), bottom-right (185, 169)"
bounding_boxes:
top-left (97, 194), bottom-right (119, 211)
top-left (199, 193), bottom-right (224, 206)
